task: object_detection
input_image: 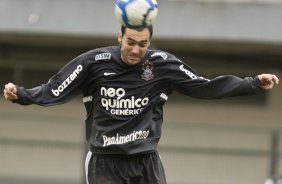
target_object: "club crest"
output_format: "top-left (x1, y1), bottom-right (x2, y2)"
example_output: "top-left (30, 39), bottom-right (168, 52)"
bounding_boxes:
top-left (141, 60), bottom-right (154, 81)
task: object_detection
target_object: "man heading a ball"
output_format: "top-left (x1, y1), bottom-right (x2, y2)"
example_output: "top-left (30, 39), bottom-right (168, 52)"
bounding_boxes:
top-left (4, 24), bottom-right (279, 184)
top-left (3, 1), bottom-right (280, 184)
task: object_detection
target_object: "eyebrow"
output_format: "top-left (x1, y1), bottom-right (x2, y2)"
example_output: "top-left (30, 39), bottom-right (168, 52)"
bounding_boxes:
top-left (127, 37), bottom-right (149, 44)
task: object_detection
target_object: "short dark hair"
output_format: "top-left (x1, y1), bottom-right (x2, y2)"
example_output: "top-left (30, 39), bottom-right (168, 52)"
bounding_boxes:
top-left (121, 25), bottom-right (153, 38)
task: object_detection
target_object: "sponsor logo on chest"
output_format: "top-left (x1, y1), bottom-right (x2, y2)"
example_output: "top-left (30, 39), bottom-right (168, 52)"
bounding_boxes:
top-left (100, 87), bottom-right (149, 116)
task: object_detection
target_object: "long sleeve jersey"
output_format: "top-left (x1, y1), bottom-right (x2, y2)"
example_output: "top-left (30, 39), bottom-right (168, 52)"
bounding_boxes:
top-left (14, 46), bottom-right (261, 155)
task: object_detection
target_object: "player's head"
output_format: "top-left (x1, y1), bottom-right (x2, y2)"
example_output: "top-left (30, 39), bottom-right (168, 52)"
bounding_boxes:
top-left (118, 26), bottom-right (152, 66)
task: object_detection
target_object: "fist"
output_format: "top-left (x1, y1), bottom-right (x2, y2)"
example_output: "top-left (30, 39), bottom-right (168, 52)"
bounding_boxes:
top-left (3, 83), bottom-right (18, 101)
top-left (258, 74), bottom-right (279, 90)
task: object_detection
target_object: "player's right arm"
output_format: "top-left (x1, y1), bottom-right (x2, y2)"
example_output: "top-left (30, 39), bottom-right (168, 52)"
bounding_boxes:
top-left (3, 53), bottom-right (91, 106)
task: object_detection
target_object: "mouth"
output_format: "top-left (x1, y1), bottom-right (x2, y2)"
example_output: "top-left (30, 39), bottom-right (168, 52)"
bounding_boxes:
top-left (127, 55), bottom-right (140, 62)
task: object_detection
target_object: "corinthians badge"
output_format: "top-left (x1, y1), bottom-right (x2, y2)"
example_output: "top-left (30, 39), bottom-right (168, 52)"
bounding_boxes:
top-left (141, 60), bottom-right (154, 81)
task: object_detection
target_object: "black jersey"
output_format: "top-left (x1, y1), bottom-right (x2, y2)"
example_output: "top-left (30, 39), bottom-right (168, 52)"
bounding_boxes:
top-left (14, 46), bottom-right (261, 155)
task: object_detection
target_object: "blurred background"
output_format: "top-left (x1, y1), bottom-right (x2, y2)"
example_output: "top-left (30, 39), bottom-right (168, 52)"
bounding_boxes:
top-left (1, 0), bottom-right (282, 184)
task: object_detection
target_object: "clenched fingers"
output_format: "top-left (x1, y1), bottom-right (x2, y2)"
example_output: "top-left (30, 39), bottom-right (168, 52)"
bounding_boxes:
top-left (3, 83), bottom-right (18, 100)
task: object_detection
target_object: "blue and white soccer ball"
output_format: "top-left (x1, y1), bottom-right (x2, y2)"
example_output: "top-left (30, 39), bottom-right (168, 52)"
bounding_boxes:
top-left (115, 0), bottom-right (158, 28)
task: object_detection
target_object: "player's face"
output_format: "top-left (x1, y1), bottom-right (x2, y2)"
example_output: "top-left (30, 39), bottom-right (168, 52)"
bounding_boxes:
top-left (118, 28), bottom-right (151, 66)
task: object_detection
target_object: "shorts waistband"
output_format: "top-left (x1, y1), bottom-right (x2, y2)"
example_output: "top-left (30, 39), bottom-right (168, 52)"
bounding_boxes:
top-left (89, 145), bottom-right (156, 159)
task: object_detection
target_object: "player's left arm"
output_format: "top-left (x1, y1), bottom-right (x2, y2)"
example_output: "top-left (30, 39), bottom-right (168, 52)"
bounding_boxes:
top-left (167, 60), bottom-right (279, 99)
top-left (257, 74), bottom-right (279, 90)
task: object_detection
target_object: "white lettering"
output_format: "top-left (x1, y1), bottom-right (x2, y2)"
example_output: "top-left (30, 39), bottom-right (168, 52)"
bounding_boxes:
top-left (101, 87), bottom-right (125, 99)
top-left (83, 96), bottom-right (93, 103)
top-left (51, 65), bottom-right (83, 96)
top-left (151, 52), bottom-right (168, 60)
top-left (100, 87), bottom-right (149, 116)
top-left (95, 53), bottom-right (111, 61)
top-left (141, 97), bottom-right (149, 106)
top-left (103, 130), bottom-right (150, 147)
top-left (179, 64), bottom-right (197, 79)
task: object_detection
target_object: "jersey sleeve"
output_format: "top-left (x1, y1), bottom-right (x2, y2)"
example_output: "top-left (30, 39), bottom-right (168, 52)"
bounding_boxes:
top-left (168, 59), bottom-right (261, 99)
top-left (14, 53), bottom-right (91, 106)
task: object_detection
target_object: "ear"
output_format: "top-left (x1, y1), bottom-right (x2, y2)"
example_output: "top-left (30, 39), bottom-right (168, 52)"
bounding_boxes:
top-left (118, 32), bottom-right (122, 44)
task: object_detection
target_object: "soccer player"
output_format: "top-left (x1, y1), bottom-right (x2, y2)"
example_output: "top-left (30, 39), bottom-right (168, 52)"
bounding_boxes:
top-left (3, 25), bottom-right (279, 184)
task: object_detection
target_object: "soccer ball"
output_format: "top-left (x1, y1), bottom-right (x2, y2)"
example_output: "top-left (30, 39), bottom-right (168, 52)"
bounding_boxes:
top-left (115, 0), bottom-right (158, 28)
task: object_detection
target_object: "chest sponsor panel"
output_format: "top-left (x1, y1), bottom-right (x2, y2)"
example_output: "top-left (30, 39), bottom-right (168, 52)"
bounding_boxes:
top-left (100, 86), bottom-right (149, 116)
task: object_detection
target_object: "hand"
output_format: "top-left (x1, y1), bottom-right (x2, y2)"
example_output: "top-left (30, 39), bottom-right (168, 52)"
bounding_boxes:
top-left (3, 83), bottom-right (18, 101)
top-left (258, 74), bottom-right (279, 90)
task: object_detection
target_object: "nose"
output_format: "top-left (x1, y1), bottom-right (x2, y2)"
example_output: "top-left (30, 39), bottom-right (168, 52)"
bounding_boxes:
top-left (131, 45), bottom-right (140, 55)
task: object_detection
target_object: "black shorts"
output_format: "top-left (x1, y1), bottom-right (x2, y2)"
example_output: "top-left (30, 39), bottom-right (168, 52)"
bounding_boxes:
top-left (85, 151), bottom-right (166, 184)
